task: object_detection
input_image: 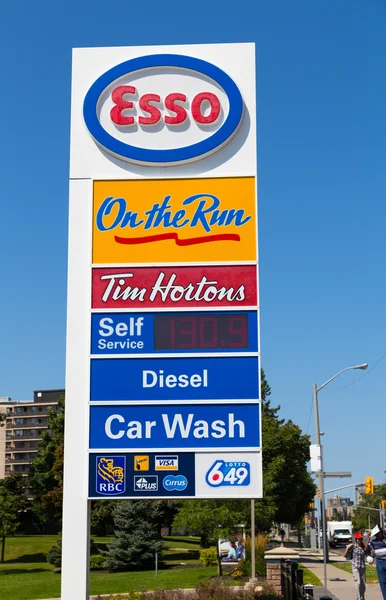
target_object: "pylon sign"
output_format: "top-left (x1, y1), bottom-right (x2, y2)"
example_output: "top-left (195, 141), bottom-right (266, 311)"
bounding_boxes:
top-left (62, 43), bottom-right (260, 600)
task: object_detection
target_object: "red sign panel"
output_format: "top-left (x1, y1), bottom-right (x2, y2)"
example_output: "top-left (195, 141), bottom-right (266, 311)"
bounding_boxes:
top-left (92, 266), bottom-right (257, 310)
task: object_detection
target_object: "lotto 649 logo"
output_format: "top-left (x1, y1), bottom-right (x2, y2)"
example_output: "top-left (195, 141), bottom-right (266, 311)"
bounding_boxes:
top-left (206, 460), bottom-right (250, 487)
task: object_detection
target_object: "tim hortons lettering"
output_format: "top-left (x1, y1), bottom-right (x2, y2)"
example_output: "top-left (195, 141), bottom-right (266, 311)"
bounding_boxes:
top-left (92, 266), bottom-right (258, 310)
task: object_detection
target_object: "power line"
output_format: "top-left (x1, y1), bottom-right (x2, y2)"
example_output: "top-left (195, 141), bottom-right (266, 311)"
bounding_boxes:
top-left (327, 351), bottom-right (386, 390)
top-left (306, 394), bottom-right (314, 434)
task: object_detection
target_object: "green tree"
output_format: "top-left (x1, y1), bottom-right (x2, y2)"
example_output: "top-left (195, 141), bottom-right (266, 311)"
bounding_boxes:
top-left (28, 396), bottom-right (64, 530)
top-left (173, 370), bottom-right (314, 541)
top-left (0, 475), bottom-right (29, 562)
top-left (353, 484), bottom-right (386, 531)
top-left (90, 500), bottom-right (115, 536)
top-left (331, 508), bottom-right (343, 521)
top-left (173, 498), bottom-right (248, 548)
top-left (105, 501), bottom-right (163, 571)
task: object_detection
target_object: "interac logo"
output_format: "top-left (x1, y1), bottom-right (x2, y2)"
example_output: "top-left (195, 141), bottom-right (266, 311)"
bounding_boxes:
top-left (96, 456), bottom-right (126, 495)
top-left (134, 455), bottom-right (149, 471)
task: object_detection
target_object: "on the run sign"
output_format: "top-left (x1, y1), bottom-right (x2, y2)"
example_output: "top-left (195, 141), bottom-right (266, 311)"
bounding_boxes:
top-left (62, 43), bottom-right (260, 600)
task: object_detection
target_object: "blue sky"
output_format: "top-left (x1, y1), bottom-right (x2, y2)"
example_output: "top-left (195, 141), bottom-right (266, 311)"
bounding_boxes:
top-left (1, 1), bottom-right (385, 500)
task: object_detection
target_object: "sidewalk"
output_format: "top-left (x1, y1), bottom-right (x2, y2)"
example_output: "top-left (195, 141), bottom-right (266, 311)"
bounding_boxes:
top-left (301, 555), bottom-right (383, 600)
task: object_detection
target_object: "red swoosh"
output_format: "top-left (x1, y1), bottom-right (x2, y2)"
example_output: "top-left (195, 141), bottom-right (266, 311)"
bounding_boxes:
top-left (114, 233), bottom-right (241, 246)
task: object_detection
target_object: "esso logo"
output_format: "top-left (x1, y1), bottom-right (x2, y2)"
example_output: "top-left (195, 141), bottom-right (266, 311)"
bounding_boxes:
top-left (110, 88), bottom-right (221, 127)
top-left (83, 54), bottom-right (243, 166)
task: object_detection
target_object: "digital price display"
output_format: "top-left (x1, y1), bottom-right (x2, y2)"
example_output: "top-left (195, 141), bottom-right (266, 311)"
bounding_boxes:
top-left (91, 311), bottom-right (258, 355)
top-left (154, 314), bottom-right (248, 350)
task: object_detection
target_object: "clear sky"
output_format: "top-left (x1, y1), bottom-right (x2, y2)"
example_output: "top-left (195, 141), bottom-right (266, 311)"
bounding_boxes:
top-left (1, 1), bottom-right (385, 500)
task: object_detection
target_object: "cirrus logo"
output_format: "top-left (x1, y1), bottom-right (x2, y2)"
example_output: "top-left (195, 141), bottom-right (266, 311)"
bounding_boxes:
top-left (163, 474), bottom-right (188, 491)
top-left (83, 54), bottom-right (244, 166)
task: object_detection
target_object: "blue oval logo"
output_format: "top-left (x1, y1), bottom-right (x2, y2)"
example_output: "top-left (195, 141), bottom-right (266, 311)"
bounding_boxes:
top-left (83, 54), bottom-right (243, 165)
top-left (163, 474), bottom-right (188, 491)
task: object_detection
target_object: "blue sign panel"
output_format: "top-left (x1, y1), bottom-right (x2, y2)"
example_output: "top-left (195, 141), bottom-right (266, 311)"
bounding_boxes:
top-left (91, 311), bottom-right (258, 355)
top-left (89, 403), bottom-right (260, 450)
top-left (90, 356), bottom-right (259, 401)
top-left (89, 452), bottom-right (195, 498)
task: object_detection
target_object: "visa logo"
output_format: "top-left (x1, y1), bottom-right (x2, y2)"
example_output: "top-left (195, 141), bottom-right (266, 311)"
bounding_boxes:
top-left (155, 455), bottom-right (178, 471)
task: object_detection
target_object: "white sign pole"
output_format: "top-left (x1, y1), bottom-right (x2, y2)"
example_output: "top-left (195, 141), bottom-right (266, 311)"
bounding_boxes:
top-left (62, 179), bottom-right (92, 600)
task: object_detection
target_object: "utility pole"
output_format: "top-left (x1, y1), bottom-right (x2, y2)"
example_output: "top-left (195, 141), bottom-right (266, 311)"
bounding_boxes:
top-left (314, 383), bottom-right (328, 590)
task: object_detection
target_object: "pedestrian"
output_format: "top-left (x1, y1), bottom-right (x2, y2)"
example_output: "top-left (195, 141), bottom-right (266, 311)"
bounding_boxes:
top-left (279, 528), bottom-right (285, 543)
top-left (344, 532), bottom-right (366, 600)
top-left (368, 525), bottom-right (386, 599)
top-left (222, 541), bottom-right (237, 562)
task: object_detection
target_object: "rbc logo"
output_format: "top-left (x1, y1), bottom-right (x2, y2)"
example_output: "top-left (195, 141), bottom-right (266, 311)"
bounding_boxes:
top-left (97, 456), bottom-right (125, 495)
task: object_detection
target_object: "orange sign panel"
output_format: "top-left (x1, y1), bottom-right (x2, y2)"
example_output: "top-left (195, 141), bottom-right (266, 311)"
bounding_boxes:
top-left (92, 177), bottom-right (256, 264)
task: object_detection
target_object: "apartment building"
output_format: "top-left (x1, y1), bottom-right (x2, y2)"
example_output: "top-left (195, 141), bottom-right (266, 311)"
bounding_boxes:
top-left (0, 398), bottom-right (12, 478)
top-left (3, 390), bottom-right (64, 488)
top-left (326, 494), bottom-right (354, 519)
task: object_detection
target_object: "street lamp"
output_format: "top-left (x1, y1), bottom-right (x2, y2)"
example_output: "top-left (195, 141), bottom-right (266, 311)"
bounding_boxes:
top-left (314, 363), bottom-right (368, 591)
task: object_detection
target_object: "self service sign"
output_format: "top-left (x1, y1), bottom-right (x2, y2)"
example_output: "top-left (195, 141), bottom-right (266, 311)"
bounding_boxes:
top-left (63, 43), bottom-right (260, 600)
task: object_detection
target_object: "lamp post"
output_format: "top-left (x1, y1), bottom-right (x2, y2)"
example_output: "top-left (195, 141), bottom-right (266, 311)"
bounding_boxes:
top-left (314, 363), bottom-right (368, 591)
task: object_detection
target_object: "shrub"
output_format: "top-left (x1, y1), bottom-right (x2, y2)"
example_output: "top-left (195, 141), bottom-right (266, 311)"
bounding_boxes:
top-left (90, 554), bottom-right (106, 570)
top-left (47, 536), bottom-right (99, 568)
top-left (239, 534), bottom-right (268, 578)
top-left (196, 581), bottom-right (236, 600)
top-left (253, 583), bottom-right (282, 600)
top-left (231, 566), bottom-right (243, 579)
top-left (47, 538), bottom-right (62, 568)
top-left (199, 547), bottom-right (218, 566)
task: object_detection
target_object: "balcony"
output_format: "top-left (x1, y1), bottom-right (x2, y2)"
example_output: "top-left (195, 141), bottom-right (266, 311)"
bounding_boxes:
top-left (6, 421), bottom-right (48, 429)
top-left (5, 457), bottom-right (33, 464)
top-left (10, 442), bottom-right (39, 450)
top-left (5, 431), bottom-right (44, 440)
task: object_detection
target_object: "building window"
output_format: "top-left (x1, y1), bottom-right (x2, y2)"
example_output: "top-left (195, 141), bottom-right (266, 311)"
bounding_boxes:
top-left (6, 407), bottom-right (12, 414)
top-left (15, 418), bottom-right (24, 425)
top-left (29, 453), bottom-right (36, 459)
top-left (14, 464), bottom-right (27, 472)
top-left (16, 406), bottom-right (26, 414)
top-left (30, 418), bottom-right (37, 424)
top-left (31, 406), bottom-right (38, 413)
top-left (15, 441), bottom-right (25, 448)
top-left (47, 406), bottom-right (53, 411)
top-left (15, 430), bottom-right (24, 436)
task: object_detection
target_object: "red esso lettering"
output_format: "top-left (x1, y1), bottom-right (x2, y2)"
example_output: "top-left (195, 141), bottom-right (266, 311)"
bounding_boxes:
top-left (110, 87), bottom-right (221, 126)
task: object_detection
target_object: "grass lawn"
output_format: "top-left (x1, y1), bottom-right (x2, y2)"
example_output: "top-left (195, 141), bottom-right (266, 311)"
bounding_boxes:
top-left (299, 564), bottom-right (322, 586)
top-left (0, 535), bottom-right (216, 600)
top-left (162, 536), bottom-right (201, 550)
top-left (332, 561), bottom-right (379, 583)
